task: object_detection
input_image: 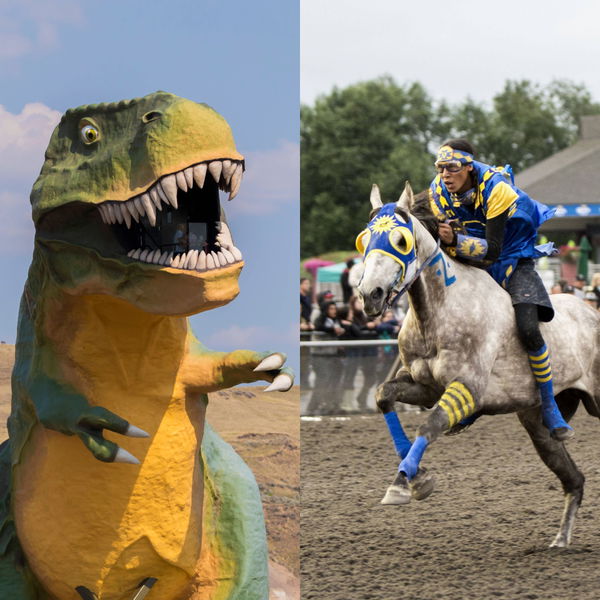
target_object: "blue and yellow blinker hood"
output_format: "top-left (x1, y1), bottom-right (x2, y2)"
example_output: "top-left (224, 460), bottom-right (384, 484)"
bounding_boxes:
top-left (355, 204), bottom-right (416, 278)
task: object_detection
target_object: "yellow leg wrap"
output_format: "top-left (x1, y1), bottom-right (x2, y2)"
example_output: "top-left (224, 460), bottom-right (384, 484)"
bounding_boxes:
top-left (438, 381), bottom-right (476, 428)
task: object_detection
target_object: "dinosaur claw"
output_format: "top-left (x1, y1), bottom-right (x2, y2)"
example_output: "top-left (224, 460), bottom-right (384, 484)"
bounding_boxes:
top-left (114, 448), bottom-right (140, 464)
top-left (264, 373), bottom-right (293, 392)
top-left (125, 424), bottom-right (150, 438)
top-left (254, 353), bottom-right (285, 372)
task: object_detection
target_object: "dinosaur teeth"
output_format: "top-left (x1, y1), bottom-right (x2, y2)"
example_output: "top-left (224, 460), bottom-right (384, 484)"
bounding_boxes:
top-left (126, 243), bottom-right (243, 270)
top-left (229, 163), bottom-right (242, 200)
top-left (161, 175), bottom-right (179, 208)
top-left (175, 171), bottom-right (188, 192)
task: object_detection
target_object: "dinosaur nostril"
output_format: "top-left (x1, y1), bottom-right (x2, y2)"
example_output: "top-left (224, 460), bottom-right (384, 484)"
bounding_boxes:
top-left (142, 111), bottom-right (163, 123)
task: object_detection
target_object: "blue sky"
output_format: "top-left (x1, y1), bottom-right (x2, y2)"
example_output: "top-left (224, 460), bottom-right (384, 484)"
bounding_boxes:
top-left (0, 0), bottom-right (299, 375)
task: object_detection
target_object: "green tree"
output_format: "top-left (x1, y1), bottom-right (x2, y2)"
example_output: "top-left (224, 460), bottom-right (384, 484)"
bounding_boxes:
top-left (301, 77), bottom-right (445, 257)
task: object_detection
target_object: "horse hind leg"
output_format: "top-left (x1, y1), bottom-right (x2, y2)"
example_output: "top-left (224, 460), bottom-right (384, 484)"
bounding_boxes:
top-left (518, 407), bottom-right (584, 548)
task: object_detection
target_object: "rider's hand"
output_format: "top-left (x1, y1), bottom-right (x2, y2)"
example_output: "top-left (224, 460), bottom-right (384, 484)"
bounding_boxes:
top-left (438, 222), bottom-right (456, 246)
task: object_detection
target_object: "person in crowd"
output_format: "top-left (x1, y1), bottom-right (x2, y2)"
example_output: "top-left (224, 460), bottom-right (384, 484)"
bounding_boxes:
top-left (573, 274), bottom-right (586, 299)
top-left (341, 258), bottom-right (355, 304)
top-left (301, 278), bottom-right (313, 325)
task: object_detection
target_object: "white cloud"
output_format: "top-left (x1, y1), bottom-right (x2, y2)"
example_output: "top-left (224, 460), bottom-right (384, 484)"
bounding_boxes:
top-left (235, 140), bottom-right (299, 215)
top-left (0, 103), bottom-right (60, 253)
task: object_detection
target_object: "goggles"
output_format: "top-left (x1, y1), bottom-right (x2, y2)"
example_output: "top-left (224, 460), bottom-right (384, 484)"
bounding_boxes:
top-left (435, 162), bottom-right (464, 174)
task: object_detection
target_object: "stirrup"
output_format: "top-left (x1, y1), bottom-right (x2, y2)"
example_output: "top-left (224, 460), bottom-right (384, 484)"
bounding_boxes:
top-left (76, 578), bottom-right (158, 600)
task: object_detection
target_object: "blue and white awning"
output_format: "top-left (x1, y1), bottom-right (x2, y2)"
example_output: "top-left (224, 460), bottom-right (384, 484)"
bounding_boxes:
top-left (552, 204), bottom-right (600, 217)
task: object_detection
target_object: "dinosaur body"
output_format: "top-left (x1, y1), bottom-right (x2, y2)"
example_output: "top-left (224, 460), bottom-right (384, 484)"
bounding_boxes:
top-left (0, 92), bottom-right (292, 600)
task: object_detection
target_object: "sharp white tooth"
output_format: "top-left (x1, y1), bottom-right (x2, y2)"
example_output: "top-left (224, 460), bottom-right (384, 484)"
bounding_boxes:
top-left (106, 203), bottom-right (116, 224)
top-left (173, 253), bottom-right (186, 268)
top-left (176, 171), bottom-right (188, 192)
top-left (141, 194), bottom-right (156, 226)
top-left (113, 203), bottom-right (124, 224)
top-left (152, 249), bottom-right (162, 264)
top-left (184, 167), bottom-right (194, 189)
top-left (149, 187), bottom-right (163, 211)
top-left (231, 246), bottom-right (242, 261)
top-left (132, 248), bottom-right (141, 260)
top-left (156, 182), bottom-right (171, 207)
top-left (208, 161), bottom-right (222, 184)
top-left (197, 250), bottom-right (207, 270)
top-left (216, 251), bottom-right (228, 267)
top-left (221, 248), bottom-right (235, 264)
top-left (127, 199), bottom-right (140, 222)
top-left (221, 159), bottom-right (233, 185)
top-left (98, 205), bottom-right (108, 223)
top-left (127, 249), bottom-right (135, 257)
top-left (187, 249), bottom-right (199, 269)
top-left (158, 251), bottom-right (169, 265)
top-left (206, 252), bottom-right (216, 270)
top-left (140, 249), bottom-right (149, 262)
top-left (134, 197), bottom-right (146, 220)
top-left (193, 163), bottom-right (207, 188)
top-left (229, 164), bottom-right (242, 200)
top-left (161, 175), bottom-right (179, 208)
top-left (120, 203), bottom-right (132, 228)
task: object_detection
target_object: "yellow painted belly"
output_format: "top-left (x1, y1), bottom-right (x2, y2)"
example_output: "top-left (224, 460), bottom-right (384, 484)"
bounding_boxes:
top-left (13, 394), bottom-right (206, 600)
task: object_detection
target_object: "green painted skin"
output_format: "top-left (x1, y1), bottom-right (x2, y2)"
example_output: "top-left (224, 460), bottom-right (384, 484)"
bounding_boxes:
top-left (0, 92), bottom-right (292, 600)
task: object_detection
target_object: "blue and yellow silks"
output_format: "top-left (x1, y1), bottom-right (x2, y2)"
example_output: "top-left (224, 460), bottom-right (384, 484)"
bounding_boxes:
top-left (435, 145), bottom-right (474, 168)
top-left (429, 160), bottom-right (556, 288)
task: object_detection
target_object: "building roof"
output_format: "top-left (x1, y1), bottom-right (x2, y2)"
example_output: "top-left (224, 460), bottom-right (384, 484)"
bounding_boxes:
top-left (515, 115), bottom-right (600, 207)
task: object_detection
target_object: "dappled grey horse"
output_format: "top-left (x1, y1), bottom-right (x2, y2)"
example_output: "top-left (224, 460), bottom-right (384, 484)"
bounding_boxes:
top-left (356, 182), bottom-right (600, 547)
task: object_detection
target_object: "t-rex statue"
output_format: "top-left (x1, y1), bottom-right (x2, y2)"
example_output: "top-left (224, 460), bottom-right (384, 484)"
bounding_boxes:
top-left (0, 91), bottom-right (293, 600)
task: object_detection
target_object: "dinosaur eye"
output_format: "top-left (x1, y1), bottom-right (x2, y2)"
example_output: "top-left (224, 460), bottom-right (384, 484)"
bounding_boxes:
top-left (80, 123), bottom-right (100, 145)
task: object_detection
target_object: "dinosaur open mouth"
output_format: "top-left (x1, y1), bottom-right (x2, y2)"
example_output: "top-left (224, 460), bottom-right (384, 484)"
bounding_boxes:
top-left (97, 159), bottom-right (244, 272)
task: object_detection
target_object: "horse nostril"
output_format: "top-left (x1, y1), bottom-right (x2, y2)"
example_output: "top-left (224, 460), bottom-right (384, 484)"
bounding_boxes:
top-left (371, 287), bottom-right (384, 302)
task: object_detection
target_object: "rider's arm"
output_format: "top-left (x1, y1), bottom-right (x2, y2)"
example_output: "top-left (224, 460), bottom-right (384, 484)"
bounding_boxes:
top-left (444, 181), bottom-right (516, 264)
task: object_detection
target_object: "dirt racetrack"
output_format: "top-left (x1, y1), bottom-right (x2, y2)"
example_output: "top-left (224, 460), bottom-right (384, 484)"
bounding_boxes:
top-left (301, 410), bottom-right (600, 600)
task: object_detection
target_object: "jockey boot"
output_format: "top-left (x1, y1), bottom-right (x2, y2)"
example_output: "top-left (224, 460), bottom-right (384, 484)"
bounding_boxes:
top-left (529, 345), bottom-right (573, 441)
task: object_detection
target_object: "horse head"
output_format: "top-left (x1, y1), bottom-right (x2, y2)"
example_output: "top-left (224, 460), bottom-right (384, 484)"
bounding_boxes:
top-left (356, 182), bottom-right (436, 317)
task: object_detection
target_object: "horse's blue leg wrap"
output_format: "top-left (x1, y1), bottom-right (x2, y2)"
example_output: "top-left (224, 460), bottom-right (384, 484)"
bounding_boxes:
top-left (398, 435), bottom-right (428, 480)
top-left (383, 410), bottom-right (412, 458)
top-left (528, 345), bottom-right (572, 434)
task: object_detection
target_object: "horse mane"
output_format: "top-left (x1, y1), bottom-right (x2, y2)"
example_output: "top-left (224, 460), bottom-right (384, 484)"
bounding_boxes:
top-left (411, 190), bottom-right (440, 241)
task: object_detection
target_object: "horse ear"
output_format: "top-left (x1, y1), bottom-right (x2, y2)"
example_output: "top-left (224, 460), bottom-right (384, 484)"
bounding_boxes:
top-left (370, 184), bottom-right (383, 210)
top-left (397, 181), bottom-right (414, 211)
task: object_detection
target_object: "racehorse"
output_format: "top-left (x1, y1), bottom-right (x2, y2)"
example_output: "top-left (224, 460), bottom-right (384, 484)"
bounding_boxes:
top-left (355, 182), bottom-right (600, 547)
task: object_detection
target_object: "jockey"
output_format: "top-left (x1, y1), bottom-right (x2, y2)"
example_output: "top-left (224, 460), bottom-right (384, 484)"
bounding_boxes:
top-left (429, 139), bottom-right (572, 441)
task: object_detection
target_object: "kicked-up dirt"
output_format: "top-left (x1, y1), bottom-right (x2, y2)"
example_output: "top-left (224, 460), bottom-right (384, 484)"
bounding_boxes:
top-left (301, 410), bottom-right (600, 600)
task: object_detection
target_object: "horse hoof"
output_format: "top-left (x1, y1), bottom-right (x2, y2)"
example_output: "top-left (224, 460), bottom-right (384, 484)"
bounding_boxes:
top-left (409, 467), bottom-right (435, 501)
top-left (381, 484), bottom-right (411, 505)
top-left (551, 427), bottom-right (574, 442)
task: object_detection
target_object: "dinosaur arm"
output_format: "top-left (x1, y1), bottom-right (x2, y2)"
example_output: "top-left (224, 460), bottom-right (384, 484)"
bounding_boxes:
top-left (180, 349), bottom-right (293, 393)
top-left (26, 374), bottom-right (147, 463)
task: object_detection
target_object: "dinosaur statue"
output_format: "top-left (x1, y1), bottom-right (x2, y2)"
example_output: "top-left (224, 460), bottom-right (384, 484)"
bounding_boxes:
top-left (0, 91), bottom-right (293, 600)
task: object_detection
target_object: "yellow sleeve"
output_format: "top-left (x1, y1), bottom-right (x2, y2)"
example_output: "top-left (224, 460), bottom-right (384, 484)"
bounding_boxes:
top-left (486, 181), bottom-right (518, 220)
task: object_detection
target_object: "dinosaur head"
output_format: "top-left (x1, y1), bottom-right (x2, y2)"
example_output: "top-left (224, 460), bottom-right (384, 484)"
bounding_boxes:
top-left (31, 91), bottom-right (246, 315)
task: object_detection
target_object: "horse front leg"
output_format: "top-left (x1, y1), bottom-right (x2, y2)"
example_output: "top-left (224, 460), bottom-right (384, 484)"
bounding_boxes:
top-left (382, 380), bottom-right (478, 505)
top-left (376, 371), bottom-right (439, 504)
top-left (518, 408), bottom-right (584, 547)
